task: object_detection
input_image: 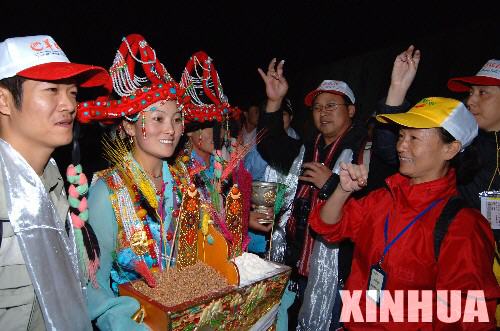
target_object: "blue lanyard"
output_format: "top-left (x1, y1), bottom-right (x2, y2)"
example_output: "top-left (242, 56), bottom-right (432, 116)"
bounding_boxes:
top-left (381, 198), bottom-right (443, 263)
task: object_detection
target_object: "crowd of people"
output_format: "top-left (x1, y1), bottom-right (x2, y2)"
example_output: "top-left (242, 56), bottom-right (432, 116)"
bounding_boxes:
top-left (0, 32), bottom-right (499, 331)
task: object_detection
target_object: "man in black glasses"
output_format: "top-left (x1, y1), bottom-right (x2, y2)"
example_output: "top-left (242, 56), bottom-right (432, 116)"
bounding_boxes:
top-left (257, 59), bottom-right (369, 330)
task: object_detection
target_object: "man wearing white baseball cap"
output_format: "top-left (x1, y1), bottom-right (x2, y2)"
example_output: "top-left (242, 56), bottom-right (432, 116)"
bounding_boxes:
top-left (0, 35), bottom-right (110, 331)
top-left (446, 59), bottom-right (500, 208)
top-left (257, 59), bottom-right (368, 330)
top-left (448, 59), bottom-right (500, 327)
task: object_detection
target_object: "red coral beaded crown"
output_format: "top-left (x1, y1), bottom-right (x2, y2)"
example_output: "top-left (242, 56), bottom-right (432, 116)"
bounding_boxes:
top-left (76, 34), bottom-right (189, 124)
top-left (180, 51), bottom-right (240, 125)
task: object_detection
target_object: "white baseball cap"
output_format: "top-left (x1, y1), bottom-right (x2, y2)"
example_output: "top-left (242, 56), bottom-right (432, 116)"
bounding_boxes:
top-left (447, 59), bottom-right (500, 92)
top-left (0, 35), bottom-right (110, 90)
top-left (304, 80), bottom-right (355, 106)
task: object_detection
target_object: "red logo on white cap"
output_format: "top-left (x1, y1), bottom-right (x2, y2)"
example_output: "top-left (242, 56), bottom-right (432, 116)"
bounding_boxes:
top-left (477, 59), bottom-right (500, 79)
top-left (30, 38), bottom-right (61, 53)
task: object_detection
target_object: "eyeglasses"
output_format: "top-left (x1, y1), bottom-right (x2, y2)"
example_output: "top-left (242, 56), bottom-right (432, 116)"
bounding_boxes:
top-left (312, 102), bottom-right (348, 113)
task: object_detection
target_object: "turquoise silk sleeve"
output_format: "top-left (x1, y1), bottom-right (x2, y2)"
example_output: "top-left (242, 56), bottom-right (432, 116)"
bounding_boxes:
top-left (86, 179), bottom-right (149, 331)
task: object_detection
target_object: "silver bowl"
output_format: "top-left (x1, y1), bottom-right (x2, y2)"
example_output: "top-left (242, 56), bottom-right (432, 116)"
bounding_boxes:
top-left (251, 181), bottom-right (277, 216)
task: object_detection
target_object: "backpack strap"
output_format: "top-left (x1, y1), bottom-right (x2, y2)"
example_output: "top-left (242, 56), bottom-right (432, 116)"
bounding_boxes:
top-left (434, 196), bottom-right (465, 261)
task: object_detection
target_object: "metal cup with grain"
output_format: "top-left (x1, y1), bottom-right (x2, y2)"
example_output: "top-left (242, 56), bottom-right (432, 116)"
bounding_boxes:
top-left (251, 181), bottom-right (277, 223)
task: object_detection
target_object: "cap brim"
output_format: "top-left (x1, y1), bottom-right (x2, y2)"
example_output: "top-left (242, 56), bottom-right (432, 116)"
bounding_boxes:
top-left (447, 76), bottom-right (500, 92)
top-left (376, 112), bottom-right (440, 129)
top-left (304, 90), bottom-right (346, 106)
top-left (17, 62), bottom-right (111, 92)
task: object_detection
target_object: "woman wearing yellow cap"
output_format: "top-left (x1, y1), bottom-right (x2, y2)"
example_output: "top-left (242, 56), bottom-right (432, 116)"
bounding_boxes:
top-left (309, 97), bottom-right (500, 330)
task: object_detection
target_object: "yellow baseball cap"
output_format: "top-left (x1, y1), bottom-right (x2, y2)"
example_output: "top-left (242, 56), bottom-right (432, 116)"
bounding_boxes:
top-left (376, 97), bottom-right (478, 149)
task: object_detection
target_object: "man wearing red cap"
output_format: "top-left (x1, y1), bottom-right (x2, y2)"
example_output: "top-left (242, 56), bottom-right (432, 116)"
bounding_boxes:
top-left (0, 35), bottom-right (110, 330)
top-left (448, 59), bottom-right (500, 327)
top-left (447, 59), bottom-right (500, 209)
top-left (258, 59), bottom-right (369, 330)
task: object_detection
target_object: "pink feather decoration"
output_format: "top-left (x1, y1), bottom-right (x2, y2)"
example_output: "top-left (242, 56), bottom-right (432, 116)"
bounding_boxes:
top-left (188, 163), bottom-right (206, 179)
top-left (234, 162), bottom-right (252, 250)
top-left (135, 260), bottom-right (156, 287)
top-left (220, 128), bottom-right (267, 182)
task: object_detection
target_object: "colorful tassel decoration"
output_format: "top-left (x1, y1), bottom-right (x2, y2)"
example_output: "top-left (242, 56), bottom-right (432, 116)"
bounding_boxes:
top-left (66, 164), bottom-right (101, 287)
top-left (134, 260), bottom-right (156, 287)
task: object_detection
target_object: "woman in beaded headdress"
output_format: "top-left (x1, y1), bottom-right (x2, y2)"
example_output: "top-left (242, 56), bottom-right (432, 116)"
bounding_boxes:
top-left (76, 34), bottom-right (188, 331)
top-left (173, 51), bottom-right (257, 256)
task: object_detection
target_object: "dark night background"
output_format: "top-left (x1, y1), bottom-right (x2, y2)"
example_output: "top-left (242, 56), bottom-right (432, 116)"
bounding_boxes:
top-left (2, 0), bottom-right (499, 173)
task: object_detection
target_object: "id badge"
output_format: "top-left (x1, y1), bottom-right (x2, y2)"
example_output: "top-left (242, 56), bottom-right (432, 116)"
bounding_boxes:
top-left (367, 263), bottom-right (386, 305)
top-left (479, 191), bottom-right (500, 230)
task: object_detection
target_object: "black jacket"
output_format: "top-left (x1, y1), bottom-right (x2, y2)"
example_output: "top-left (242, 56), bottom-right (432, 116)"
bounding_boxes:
top-left (256, 108), bottom-right (303, 175)
top-left (256, 107), bottom-right (368, 282)
top-left (459, 130), bottom-right (500, 210)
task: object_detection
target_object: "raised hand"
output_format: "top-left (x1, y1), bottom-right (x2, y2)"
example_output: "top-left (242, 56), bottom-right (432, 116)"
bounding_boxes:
top-left (392, 45), bottom-right (421, 87)
top-left (387, 45), bottom-right (421, 106)
top-left (258, 58), bottom-right (288, 112)
top-left (318, 162), bottom-right (368, 224)
top-left (338, 162), bottom-right (368, 193)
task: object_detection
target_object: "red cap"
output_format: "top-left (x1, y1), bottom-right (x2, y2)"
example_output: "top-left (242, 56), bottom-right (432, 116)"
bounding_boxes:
top-left (447, 59), bottom-right (500, 92)
top-left (0, 35), bottom-right (111, 92)
top-left (18, 62), bottom-right (112, 92)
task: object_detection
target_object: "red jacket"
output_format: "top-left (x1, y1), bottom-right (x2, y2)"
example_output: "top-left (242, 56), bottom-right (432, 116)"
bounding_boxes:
top-left (310, 170), bottom-right (500, 330)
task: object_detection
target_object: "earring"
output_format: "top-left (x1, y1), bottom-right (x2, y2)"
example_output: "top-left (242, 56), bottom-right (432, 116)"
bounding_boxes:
top-left (198, 129), bottom-right (202, 146)
top-left (141, 112), bottom-right (147, 139)
top-left (129, 136), bottom-right (134, 145)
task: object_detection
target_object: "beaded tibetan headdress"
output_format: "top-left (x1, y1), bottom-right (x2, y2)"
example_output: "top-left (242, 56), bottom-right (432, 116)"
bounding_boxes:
top-left (76, 34), bottom-right (189, 124)
top-left (180, 51), bottom-right (240, 131)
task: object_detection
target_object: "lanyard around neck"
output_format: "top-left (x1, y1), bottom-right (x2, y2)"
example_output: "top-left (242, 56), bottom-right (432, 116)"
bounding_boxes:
top-left (381, 198), bottom-right (443, 264)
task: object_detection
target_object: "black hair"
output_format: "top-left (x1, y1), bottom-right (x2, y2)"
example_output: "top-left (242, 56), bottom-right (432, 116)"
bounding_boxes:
top-left (0, 76), bottom-right (26, 109)
top-left (184, 120), bottom-right (217, 133)
top-left (240, 102), bottom-right (261, 112)
top-left (437, 127), bottom-right (479, 184)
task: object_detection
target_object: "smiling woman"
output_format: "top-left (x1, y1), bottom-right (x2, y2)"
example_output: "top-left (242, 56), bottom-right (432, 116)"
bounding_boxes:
top-left (308, 97), bottom-right (500, 330)
top-left (75, 34), bottom-right (192, 331)
top-left (122, 100), bottom-right (183, 169)
top-left (396, 127), bottom-right (459, 185)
